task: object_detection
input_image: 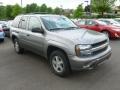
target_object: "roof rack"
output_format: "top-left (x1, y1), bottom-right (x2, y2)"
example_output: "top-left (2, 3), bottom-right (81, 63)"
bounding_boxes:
top-left (25, 12), bottom-right (49, 15)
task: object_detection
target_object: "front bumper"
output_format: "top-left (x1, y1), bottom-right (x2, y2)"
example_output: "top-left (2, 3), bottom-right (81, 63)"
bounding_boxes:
top-left (111, 31), bottom-right (120, 38)
top-left (69, 46), bottom-right (111, 70)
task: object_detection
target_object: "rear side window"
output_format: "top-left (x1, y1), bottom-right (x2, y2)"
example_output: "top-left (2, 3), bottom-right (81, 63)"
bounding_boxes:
top-left (86, 20), bottom-right (96, 25)
top-left (19, 16), bottom-right (28, 29)
top-left (12, 16), bottom-right (22, 28)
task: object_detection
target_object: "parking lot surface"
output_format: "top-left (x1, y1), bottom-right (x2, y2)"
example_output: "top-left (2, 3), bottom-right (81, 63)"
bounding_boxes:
top-left (0, 38), bottom-right (120, 90)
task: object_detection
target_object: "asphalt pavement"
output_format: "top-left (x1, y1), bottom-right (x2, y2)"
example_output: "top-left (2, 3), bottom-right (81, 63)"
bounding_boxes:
top-left (0, 38), bottom-right (120, 90)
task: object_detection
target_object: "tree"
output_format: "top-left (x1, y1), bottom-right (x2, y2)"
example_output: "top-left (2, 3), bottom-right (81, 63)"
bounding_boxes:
top-left (25, 4), bottom-right (31, 13)
top-left (54, 7), bottom-right (61, 14)
top-left (47, 7), bottom-right (53, 14)
top-left (5, 5), bottom-right (13, 19)
top-left (73, 4), bottom-right (84, 18)
top-left (25, 3), bottom-right (39, 13)
top-left (12, 4), bottom-right (22, 18)
top-left (40, 4), bottom-right (47, 12)
top-left (92, 0), bottom-right (117, 16)
top-left (0, 6), bottom-right (6, 19)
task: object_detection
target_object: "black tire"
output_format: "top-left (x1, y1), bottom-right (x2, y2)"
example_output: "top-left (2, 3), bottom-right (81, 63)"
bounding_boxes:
top-left (49, 50), bottom-right (71, 77)
top-left (14, 38), bottom-right (24, 54)
top-left (1, 39), bottom-right (4, 42)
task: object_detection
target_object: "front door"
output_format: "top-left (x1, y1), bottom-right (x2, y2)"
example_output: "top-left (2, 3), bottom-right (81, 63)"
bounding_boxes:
top-left (26, 16), bottom-right (45, 55)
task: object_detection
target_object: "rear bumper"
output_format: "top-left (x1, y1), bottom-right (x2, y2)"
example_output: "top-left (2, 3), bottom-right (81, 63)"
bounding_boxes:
top-left (69, 46), bottom-right (111, 70)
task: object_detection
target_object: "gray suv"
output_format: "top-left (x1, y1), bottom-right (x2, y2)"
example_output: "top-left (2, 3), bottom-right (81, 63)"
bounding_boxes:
top-left (11, 14), bottom-right (112, 77)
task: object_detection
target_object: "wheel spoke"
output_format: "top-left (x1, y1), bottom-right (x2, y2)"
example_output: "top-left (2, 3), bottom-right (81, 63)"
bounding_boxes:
top-left (58, 65), bottom-right (63, 72)
top-left (52, 59), bottom-right (57, 65)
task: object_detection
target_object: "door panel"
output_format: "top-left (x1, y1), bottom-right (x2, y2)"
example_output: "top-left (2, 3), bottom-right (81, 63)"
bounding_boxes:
top-left (26, 31), bottom-right (45, 54)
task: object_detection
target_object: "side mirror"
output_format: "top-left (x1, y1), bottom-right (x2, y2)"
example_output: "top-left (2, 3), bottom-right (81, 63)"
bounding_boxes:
top-left (31, 27), bottom-right (44, 33)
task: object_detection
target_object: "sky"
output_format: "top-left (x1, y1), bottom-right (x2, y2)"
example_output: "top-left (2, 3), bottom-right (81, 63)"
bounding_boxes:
top-left (0, 0), bottom-right (119, 9)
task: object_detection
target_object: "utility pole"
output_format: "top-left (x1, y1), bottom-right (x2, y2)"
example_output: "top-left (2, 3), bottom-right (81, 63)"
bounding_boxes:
top-left (85, 0), bottom-right (88, 6)
top-left (85, 0), bottom-right (89, 15)
top-left (60, 5), bottom-right (63, 15)
top-left (0, 2), bottom-right (3, 6)
top-left (90, 0), bottom-right (92, 16)
top-left (21, 0), bottom-right (22, 7)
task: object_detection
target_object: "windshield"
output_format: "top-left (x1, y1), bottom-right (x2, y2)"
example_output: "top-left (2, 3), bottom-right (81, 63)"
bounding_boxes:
top-left (97, 20), bottom-right (107, 25)
top-left (41, 16), bottom-right (77, 31)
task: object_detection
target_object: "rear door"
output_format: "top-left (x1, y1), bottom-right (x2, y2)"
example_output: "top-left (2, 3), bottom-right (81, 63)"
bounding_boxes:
top-left (17, 16), bottom-right (30, 49)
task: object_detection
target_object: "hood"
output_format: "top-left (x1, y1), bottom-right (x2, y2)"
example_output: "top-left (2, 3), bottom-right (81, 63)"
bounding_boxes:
top-left (52, 28), bottom-right (107, 45)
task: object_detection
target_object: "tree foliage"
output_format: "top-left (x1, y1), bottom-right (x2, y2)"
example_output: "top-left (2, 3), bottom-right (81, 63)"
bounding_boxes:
top-left (6, 5), bottom-right (13, 19)
top-left (54, 7), bottom-right (61, 14)
top-left (0, 1), bottom-right (118, 20)
top-left (92, 0), bottom-right (117, 16)
top-left (40, 4), bottom-right (47, 12)
top-left (12, 4), bottom-right (22, 18)
top-left (73, 4), bottom-right (84, 18)
top-left (0, 6), bottom-right (6, 19)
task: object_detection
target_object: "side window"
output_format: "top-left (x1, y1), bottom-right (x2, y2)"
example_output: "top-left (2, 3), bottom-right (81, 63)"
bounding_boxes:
top-left (78, 20), bottom-right (86, 25)
top-left (28, 17), bottom-right (41, 30)
top-left (19, 16), bottom-right (28, 29)
top-left (87, 20), bottom-right (96, 25)
top-left (12, 16), bottom-right (22, 28)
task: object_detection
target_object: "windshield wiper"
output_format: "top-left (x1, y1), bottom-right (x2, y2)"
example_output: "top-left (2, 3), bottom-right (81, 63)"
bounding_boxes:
top-left (65, 27), bottom-right (79, 30)
top-left (50, 28), bottom-right (65, 30)
top-left (49, 27), bottom-right (79, 31)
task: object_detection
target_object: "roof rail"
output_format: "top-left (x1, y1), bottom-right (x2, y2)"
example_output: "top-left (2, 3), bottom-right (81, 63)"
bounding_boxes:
top-left (25, 12), bottom-right (49, 15)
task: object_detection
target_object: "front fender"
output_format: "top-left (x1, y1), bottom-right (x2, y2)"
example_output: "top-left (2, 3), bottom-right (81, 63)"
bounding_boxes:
top-left (44, 40), bottom-right (75, 58)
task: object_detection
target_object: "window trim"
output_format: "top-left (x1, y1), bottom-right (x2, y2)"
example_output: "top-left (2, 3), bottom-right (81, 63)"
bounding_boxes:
top-left (12, 16), bottom-right (22, 28)
top-left (18, 16), bottom-right (29, 30)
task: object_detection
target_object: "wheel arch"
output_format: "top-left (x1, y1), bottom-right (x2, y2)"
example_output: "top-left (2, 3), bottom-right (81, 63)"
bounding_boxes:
top-left (47, 45), bottom-right (68, 60)
top-left (12, 35), bottom-right (18, 43)
top-left (101, 29), bottom-right (112, 37)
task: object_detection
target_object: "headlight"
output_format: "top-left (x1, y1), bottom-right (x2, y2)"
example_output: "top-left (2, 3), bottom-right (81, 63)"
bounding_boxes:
top-left (75, 45), bottom-right (91, 56)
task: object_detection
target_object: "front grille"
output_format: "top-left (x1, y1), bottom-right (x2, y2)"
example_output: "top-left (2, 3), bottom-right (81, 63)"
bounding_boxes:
top-left (80, 39), bottom-right (108, 57)
top-left (91, 39), bottom-right (108, 56)
top-left (92, 46), bottom-right (108, 55)
top-left (92, 40), bottom-right (107, 48)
